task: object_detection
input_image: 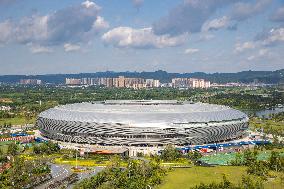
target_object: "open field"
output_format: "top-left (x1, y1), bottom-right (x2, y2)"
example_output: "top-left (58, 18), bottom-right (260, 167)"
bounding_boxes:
top-left (0, 117), bottom-right (36, 126)
top-left (157, 166), bottom-right (284, 189)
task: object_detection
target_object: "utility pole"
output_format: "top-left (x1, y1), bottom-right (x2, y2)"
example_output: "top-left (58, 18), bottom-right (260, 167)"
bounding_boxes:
top-left (76, 150), bottom-right (78, 169)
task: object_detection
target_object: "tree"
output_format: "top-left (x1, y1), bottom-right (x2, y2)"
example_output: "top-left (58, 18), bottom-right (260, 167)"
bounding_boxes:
top-left (243, 149), bottom-right (258, 166)
top-left (0, 148), bottom-right (6, 163)
top-left (246, 161), bottom-right (268, 178)
top-left (160, 145), bottom-right (182, 162)
top-left (33, 141), bottom-right (60, 155)
top-left (0, 148), bottom-right (3, 156)
top-left (240, 175), bottom-right (264, 189)
top-left (230, 152), bottom-right (243, 166)
top-left (7, 142), bottom-right (19, 156)
top-left (268, 151), bottom-right (284, 172)
top-left (74, 159), bottom-right (166, 189)
top-left (187, 151), bottom-right (202, 163)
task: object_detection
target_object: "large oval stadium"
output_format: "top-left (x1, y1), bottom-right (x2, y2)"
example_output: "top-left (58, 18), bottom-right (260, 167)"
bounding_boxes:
top-left (36, 100), bottom-right (249, 146)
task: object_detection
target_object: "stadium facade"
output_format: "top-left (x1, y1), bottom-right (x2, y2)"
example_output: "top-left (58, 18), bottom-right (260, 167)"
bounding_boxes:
top-left (36, 100), bottom-right (249, 146)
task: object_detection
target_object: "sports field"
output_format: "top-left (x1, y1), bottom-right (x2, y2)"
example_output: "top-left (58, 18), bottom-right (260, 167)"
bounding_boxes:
top-left (157, 166), bottom-right (283, 189)
top-left (200, 151), bottom-right (284, 165)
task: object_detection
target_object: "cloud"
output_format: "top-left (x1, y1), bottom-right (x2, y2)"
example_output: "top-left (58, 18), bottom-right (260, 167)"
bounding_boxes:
top-left (255, 27), bottom-right (284, 46)
top-left (0, 20), bottom-right (13, 43)
top-left (198, 33), bottom-right (215, 41)
top-left (152, 0), bottom-right (272, 36)
top-left (247, 48), bottom-right (270, 61)
top-left (236, 27), bottom-right (284, 55)
top-left (234, 41), bottom-right (255, 53)
top-left (44, 0), bottom-right (102, 45)
top-left (184, 48), bottom-right (199, 54)
top-left (64, 43), bottom-right (81, 52)
top-left (231, 0), bottom-right (272, 21)
top-left (81, 0), bottom-right (101, 9)
top-left (28, 43), bottom-right (53, 54)
top-left (270, 6), bottom-right (284, 22)
top-left (15, 15), bottom-right (49, 44)
top-left (201, 16), bottom-right (230, 32)
top-left (0, 1), bottom-right (107, 47)
top-left (92, 16), bottom-right (109, 30)
top-left (102, 27), bottom-right (188, 49)
top-left (152, 0), bottom-right (236, 36)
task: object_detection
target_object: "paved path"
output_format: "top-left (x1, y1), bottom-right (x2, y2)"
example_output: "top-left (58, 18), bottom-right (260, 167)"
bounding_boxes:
top-left (67, 166), bottom-right (105, 189)
top-left (35, 164), bottom-right (72, 189)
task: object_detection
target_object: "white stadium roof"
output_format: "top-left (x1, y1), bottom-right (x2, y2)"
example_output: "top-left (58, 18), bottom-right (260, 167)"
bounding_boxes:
top-left (39, 100), bottom-right (248, 126)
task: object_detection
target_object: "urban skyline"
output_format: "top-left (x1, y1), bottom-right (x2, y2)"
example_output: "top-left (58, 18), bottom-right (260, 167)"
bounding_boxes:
top-left (20, 76), bottom-right (211, 89)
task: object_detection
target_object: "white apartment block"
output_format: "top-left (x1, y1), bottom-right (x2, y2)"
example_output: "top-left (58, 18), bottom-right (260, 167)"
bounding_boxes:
top-left (172, 78), bottom-right (210, 88)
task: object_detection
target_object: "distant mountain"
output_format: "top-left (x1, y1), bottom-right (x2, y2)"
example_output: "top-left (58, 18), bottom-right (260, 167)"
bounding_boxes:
top-left (0, 69), bottom-right (283, 84)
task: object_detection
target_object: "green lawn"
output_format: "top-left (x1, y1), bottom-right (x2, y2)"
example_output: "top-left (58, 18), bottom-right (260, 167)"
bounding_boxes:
top-left (157, 166), bottom-right (284, 189)
top-left (0, 117), bottom-right (36, 126)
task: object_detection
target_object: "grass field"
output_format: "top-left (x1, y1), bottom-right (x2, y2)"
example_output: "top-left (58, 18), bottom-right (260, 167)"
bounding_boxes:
top-left (0, 117), bottom-right (36, 126)
top-left (157, 166), bottom-right (284, 189)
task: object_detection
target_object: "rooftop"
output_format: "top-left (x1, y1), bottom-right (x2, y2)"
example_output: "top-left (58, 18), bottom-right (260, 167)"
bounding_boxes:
top-left (38, 101), bottom-right (248, 127)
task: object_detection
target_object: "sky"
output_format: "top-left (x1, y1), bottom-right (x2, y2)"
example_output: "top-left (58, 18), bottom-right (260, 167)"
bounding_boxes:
top-left (0, 0), bottom-right (284, 75)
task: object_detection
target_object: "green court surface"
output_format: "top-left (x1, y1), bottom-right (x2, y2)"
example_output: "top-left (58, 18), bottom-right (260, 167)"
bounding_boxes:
top-left (199, 151), bottom-right (283, 165)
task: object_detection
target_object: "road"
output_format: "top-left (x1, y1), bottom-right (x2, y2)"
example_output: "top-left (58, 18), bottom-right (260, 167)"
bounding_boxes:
top-left (35, 164), bottom-right (72, 189)
top-left (36, 164), bottom-right (104, 189)
top-left (67, 166), bottom-right (105, 189)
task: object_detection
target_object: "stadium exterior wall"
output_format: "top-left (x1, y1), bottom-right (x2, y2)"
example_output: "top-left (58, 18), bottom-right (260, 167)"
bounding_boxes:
top-left (36, 101), bottom-right (249, 146)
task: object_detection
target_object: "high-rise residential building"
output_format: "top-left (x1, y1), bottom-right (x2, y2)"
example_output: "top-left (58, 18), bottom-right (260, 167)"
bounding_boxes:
top-left (20, 79), bottom-right (42, 85)
top-left (172, 78), bottom-right (210, 88)
top-left (205, 81), bottom-right (211, 88)
top-left (64, 76), bottom-right (160, 89)
top-left (98, 78), bottom-right (107, 86)
top-left (153, 80), bottom-right (160, 88)
top-left (65, 78), bottom-right (81, 85)
top-left (172, 78), bottom-right (189, 88)
top-left (114, 76), bottom-right (126, 88)
top-left (125, 77), bottom-right (145, 88)
top-left (146, 79), bottom-right (154, 88)
top-left (90, 78), bottom-right (99, 86)
top-left (146, 79), bottom-right (160, 88)
top-left (81, 78), bottom-right (90, 85)
top-left (106, 78), bottom-right (114, 87)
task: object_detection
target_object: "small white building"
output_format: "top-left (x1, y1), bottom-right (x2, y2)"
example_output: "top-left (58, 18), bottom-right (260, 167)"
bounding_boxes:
top-left (0, 106), bottom-right (11, 111)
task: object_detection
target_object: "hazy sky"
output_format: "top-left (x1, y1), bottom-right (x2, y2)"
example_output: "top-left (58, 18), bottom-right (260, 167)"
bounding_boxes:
top-left (0, 0), bottom-right (284, 75)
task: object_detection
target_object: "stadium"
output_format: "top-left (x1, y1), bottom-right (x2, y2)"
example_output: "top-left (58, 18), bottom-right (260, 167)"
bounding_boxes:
top-left (36, 100), bottom-right (249, 146)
